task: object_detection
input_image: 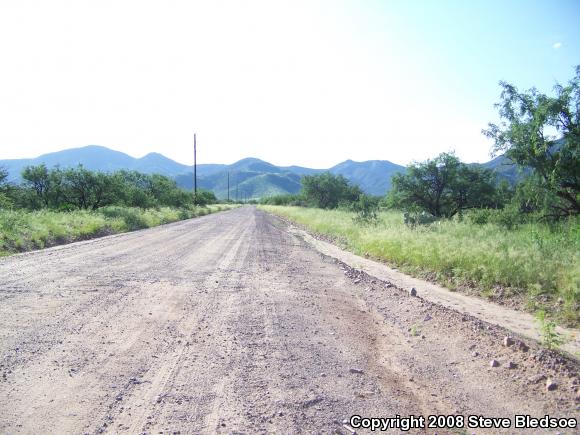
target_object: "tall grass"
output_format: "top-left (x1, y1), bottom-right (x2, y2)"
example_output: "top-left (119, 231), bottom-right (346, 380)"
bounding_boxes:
top-left (0, 205), bottom-right (235, 256)
top-left (261, 206), bottom-right (579, 326)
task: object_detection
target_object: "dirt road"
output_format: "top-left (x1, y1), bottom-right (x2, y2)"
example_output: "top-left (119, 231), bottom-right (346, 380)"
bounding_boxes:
top-left (0, 207), bottom-right (578, 434)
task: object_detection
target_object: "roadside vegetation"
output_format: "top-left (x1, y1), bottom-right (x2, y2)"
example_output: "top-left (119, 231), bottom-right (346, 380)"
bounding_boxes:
top-left (0, 205), bottom-right (233, 256)
top-left (260, 205), bottom-right (578, 326)
top-left (0, 164), bottom-right (234, 255)
top-left (261, 66), bottom-right (580, 327)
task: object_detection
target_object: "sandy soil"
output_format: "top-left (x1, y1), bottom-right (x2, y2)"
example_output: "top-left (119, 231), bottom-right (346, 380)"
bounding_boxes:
top-left (0, 206), bottom-right (578, 434)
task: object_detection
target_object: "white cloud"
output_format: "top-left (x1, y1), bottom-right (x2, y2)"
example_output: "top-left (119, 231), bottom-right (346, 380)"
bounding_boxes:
top-left (552, 42), bottom-right (562, 49)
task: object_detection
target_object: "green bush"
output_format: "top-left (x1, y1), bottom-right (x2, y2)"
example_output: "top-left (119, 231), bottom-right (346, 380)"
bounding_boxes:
top-left (403, 211), bottom-right (439, 228)
top-left (536, 310), bottom-right (566, 349)
top-left (16, 165), bottom-right (206, 211)
top-left (178, 209), bottom-right (191, 220)
top-left (261, 194), bottom-right (306, 206)
top-left (467, 207), bottom-right (534, 229)
top-left (351, 195), bottom-right (380, 225)
top-left (467, 209), bottom-right (492, 225)
top-left (493, 206), bottom-right (522, 230)
top-left (98, 206), bottom-right (147, 230)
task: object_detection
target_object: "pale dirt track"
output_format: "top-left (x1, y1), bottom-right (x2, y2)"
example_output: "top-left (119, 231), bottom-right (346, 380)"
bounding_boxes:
top-left (0, 207), bottom-right (578, 434)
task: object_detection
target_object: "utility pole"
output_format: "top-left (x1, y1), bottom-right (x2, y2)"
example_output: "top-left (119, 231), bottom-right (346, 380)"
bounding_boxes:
top-left (227, 171), bottom-right (230, 202)
top-left (236, 180), bottom-right (239, 203)
top-left (193, 133), bottom-right (197, 196)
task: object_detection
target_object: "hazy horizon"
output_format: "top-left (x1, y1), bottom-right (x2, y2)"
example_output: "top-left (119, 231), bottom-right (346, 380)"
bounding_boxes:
top-left (1, 0), bottom-right (578, 167)
top-left (0, 142), bottom-right (514, 170)
top-left (0, 143), bottom-right (412, 169)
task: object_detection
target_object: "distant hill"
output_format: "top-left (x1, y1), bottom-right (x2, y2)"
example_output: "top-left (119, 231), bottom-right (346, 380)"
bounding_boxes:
top-left (175, 158), bottom-right (303, 199)
top-left (0, 145), bottom-right (522, 199)
top-left (131, 152), bottom-right (192, 176)
top-left (480, 154), bottom-right (526, 184)
top-left (0, 145), bottom-right (192, 179)
top-left (279, 165), bottom-right (324, 176)
top-left (329, 159), bottom-right (405, 195)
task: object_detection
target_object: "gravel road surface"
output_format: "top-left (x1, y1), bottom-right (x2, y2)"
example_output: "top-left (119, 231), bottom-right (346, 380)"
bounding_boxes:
top-left (0, 207), bottom-right (578, 434)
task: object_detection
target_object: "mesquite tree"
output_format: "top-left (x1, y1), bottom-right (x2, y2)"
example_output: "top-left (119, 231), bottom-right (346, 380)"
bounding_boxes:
top-left (483, 66), bottom-right (580, 216)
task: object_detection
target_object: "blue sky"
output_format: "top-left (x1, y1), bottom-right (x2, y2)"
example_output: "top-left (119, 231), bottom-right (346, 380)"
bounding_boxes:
top-left (374, 0), bottom-right (580, 111)
top-left (0, 0), bottom-right (578, 167)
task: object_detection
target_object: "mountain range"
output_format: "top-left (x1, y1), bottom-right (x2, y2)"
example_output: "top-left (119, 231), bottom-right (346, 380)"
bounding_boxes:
top-left (0, 145), bottom-right (519, 199)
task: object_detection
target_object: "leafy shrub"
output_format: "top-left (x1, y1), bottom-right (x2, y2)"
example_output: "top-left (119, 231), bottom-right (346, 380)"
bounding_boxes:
top-left (536, 310), bottom-right (566, 349)
top-left (351, 195), bottom-right (380, 225)
top-left (403, 211), bottom-right (439, 228)
top-left (467, 209), bottom-right (492, 225)
top-left (99, 206), bottom-right (153, 231)
top-left (0, 210), bottom-right (25, 232)
top-left (17, 165), bottom-right (204, 211)
top-left (178, 209), bottom-right (191, 220)
top-left (492, 206), bottom-right (522, 230)
top-left (193, 190), bottom-right (217, 206)
top-left (261, 194), bottom-right (306, 206)
top-left (467, 207), bottom-right (529, 229)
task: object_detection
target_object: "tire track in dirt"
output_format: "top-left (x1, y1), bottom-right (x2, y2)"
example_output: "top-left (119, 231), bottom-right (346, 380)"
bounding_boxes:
top-left (113, 221), bottom-right (253, 434)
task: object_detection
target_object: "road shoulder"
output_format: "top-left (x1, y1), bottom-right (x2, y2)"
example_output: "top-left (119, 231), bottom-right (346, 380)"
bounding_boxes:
top-left (278, 217), bottom-right (579, 357)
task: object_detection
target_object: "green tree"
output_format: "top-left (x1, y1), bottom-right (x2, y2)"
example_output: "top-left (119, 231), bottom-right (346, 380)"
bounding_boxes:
top-left (114, 171), bottom-right (156, 208)
top-left (22, 164), bottom-right (52, 207)
top-left (60, 166), bottom-right (119, 210)
top-left (0, 167), bottom-right (12, 208)
top-left (20, 165), bottom-right (72, 209)
top-left (391, 152), bottom-right (496, 218)
top-left (193, 189), bottom-right (217, 206)
top-left (493, 179), bottom-right (514, 209)
top-left (301, 173), bottom-right (362, 209)
top-left (483, 66), bottom-right (580, 216)
top-left (148, 174), bottom-right (194, 208)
